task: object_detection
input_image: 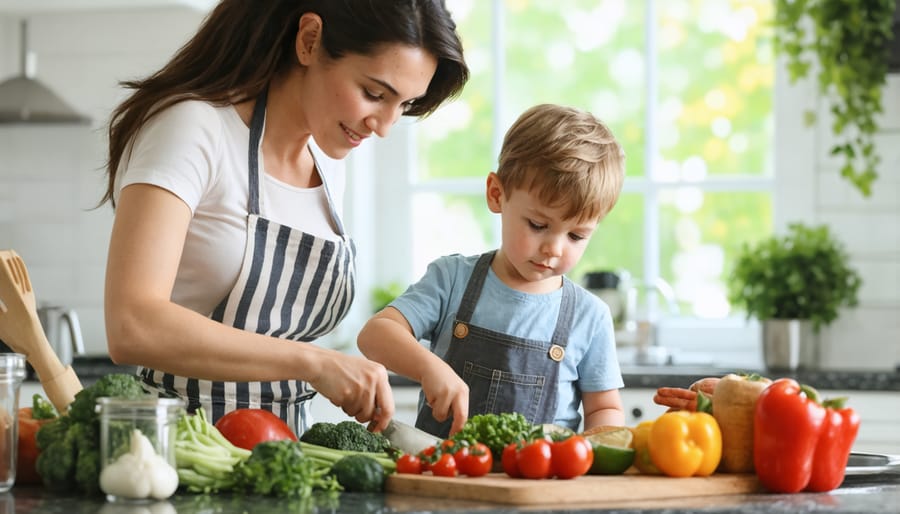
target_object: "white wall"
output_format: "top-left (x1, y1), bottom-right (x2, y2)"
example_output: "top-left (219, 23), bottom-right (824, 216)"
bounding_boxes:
top-left (1, 8), bottom-right (898, 370)
top-left (0, 8), bottom-right (206, 354)
top-left (775, 63), bottom-right (900, 370)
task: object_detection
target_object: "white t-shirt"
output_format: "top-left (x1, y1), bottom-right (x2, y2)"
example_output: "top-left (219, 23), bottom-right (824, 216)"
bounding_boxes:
top-left (114, 100), bottom-right (347, 316)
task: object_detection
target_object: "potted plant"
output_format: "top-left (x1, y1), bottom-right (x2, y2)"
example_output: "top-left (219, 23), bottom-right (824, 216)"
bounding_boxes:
top-left (773, 0), bottom-right (896, 196)
top-left (728, 223), bottom-right (862, 369)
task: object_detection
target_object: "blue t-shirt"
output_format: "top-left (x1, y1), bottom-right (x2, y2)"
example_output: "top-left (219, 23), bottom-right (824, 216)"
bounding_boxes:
top-left (390, 253), bottom-right (623, 429)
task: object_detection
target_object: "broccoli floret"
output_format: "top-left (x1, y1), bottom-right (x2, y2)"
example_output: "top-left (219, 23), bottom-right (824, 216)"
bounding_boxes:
top-left (70, 422), bottom-right (101, 495)
top-left (304, 421), bottom-right (390, 453)
top-left (67, 373), bottom-right (147, 422)
top-left (336, 421), bottom-right (390, 453)
top-left (35, 434), bottom-right (76, 492)
top-left (329, 454), bottom-right (385, 493)
top-left (299, 422), bottom-right (338, 448)
top-left (35, 415), bottom-right (71, 450)
top-left (33, 373), bottom-right (152, 495)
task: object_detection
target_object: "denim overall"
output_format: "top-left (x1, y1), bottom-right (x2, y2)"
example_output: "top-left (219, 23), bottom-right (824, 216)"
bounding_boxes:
top-left (416, 251), bottom-right (575, 437)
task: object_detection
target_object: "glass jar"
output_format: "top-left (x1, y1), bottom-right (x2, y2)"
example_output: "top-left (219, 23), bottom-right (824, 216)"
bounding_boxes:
top-left (96, 397), bottom-right (184, 502)
top-left (0, 353), bottom-right (26, 493)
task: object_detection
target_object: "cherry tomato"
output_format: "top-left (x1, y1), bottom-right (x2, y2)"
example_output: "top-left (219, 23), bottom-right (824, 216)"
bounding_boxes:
top-left (440, 439), bottom-right (458, 452)
top-left (502, 442), bottom-right (521, 478)
top-left (452, 445), bottom-right (471, 473)
top-left (551, 435), bottom-right (594, 479)
top-left (458, 442), bottom-right (493, 477)
top-left (516, 438), bottom-right (553, 479)
top-left (430, 453), bottom-right (458, 477)
top-left (418, 445), bottom-right (438, 472)
top-left (396, 454), bottom-right (423, 474)
top-left (214, 408), bottom-right (297, 451)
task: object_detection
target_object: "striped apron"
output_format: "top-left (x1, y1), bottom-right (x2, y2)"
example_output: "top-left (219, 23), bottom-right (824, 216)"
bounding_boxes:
top-left (139, 89), bottom-right (356, 435)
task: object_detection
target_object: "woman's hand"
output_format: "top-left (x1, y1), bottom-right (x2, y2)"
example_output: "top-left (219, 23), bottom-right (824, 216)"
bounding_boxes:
top-left (419, 358), bottom-right (469, 435)
top-left (308, 350), bottom-right (394, 432)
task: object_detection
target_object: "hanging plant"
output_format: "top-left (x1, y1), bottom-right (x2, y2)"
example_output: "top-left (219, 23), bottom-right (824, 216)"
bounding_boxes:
top-left (773, 0), bottom-right (896, 196)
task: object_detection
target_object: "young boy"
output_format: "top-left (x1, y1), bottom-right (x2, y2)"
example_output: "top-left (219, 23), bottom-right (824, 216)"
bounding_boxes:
top-left (358, 104), bottom-right (626, 437)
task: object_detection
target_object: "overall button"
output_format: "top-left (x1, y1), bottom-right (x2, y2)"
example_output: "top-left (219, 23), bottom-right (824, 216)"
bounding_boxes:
top-left (548, 344), bottom-right (565, 361)
top-left (453, 323), bottom-right (469, 339)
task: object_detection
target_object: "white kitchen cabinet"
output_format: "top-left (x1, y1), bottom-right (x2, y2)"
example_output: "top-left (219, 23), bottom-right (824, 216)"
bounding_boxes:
top-left (619, 388), bottom-right (668, 426)
top-left (823, 390), bottom-right (900, 455)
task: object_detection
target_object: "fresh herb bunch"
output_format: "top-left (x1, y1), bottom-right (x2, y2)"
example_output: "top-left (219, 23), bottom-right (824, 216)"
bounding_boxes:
top-left (234, 440), bottom-right (341, 499)
top-left (450, 412), bottom-right (539, 459)
top-left (774, 0), bottom-right (895, 196)
top-left (728, 223), bottom-right (861, 331)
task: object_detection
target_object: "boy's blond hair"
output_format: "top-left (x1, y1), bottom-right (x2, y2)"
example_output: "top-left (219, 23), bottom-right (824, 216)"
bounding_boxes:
top-left (496, 104), bottom-right (625, 222)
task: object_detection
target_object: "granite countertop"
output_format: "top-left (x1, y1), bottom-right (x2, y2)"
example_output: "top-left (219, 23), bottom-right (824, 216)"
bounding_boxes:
top-left (7, 473), bottom-right (900, 513)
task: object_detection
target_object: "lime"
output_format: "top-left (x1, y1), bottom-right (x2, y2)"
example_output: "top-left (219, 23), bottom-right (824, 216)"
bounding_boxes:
top-left (584, 427), bottom-right (635, 475)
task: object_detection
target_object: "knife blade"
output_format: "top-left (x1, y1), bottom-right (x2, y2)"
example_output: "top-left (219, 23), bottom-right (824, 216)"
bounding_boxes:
top-left (381, 419), bottom-right (442, 454)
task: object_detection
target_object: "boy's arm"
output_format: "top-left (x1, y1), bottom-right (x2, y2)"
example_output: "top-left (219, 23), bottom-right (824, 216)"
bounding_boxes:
top-left (358, 307), bottom-right (470, 434)
top-left (582, 389), bottom-right (626, 430)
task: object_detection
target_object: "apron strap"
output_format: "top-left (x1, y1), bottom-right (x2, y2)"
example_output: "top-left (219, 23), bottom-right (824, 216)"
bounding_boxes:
top-left (247, 87), bottom-right (268, 216)
top-left (550, 278), bottom-right (576, 348)
top-left (454, 251), bottom-right (495, 323)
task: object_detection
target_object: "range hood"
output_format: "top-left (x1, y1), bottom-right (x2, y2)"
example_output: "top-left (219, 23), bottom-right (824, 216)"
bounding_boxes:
top-left (0, 20), bottom-right (90, 124)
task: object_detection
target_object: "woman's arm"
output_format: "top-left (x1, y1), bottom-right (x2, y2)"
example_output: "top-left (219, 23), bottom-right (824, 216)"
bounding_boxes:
top-left (582, 389), bottom-right (626, 430)
top-left (105, 184), bottom-right (394, 429)
top-left (358, 307), bottom-right (469, 434)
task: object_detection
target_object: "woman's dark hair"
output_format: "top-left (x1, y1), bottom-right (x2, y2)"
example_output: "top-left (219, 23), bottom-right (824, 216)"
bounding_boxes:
top-left (102, 0), bottom-right (468, 206)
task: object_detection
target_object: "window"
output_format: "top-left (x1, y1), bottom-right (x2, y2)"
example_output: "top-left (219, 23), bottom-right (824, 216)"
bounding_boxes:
top-left (352, 0), bottom-right (776, 364)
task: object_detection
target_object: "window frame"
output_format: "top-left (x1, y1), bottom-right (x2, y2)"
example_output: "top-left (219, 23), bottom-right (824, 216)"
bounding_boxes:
top-left (338, 0), bottom-right (794, 368)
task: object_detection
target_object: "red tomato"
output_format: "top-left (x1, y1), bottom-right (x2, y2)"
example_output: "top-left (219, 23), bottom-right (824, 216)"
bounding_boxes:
top-left (430, 453), bottom-right (458, 477)
top-left (396, 454), bottom-right (423, 474)
top-left (502, 442), bottom-right (521, 478)
top-left (458, 442), bottom-right (492, 477)
top-left (214, 408), bottom-right (297, 451)
top-left (551, 435), bottom-right (594, 479)
top-left (516, 439), bottom-right (552, 479)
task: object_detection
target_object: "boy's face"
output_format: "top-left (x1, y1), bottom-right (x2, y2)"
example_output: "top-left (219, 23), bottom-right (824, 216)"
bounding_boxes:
top-left (486, 173), bottom-right (600, 293)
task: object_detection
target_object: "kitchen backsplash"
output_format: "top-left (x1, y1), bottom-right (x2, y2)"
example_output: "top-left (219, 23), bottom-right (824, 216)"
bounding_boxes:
top-left (0, 8), bottom-right (898, 368)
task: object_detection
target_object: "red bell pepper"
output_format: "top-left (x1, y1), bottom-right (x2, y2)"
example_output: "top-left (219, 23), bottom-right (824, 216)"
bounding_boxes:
top-left (17, 394), bottom-right (58, 485)
top-left (753, 378), bottom-right (859, 493)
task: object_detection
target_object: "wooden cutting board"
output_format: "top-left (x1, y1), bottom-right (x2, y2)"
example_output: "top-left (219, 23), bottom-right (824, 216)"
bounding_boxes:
top-left (386, 472), bottom-right (762, 506)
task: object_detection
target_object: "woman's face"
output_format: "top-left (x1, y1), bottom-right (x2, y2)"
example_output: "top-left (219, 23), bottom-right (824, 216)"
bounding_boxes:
top-left (297, 43), bottom-right (438, 159)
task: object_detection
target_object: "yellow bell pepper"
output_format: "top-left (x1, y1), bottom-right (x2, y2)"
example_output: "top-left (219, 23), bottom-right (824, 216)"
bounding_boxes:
top-left (631, 420), bottom-right (661, 474)
top-left (649, 411), bottom-right (722, 477)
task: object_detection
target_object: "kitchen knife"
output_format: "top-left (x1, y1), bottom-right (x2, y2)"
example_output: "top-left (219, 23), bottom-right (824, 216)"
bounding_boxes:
top-left (381, 419), bottom-right (442, 454)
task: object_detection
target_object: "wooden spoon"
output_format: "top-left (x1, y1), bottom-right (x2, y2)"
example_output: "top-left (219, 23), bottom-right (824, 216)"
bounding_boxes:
top-left (0, 250), bottom-right (83, 413)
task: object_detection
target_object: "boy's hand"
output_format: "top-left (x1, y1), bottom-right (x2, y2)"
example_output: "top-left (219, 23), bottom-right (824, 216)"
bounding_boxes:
top-left (420, 359), bottom-right (469, 435)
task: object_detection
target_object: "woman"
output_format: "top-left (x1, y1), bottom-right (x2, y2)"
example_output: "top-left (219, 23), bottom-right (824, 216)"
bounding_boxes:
top-left (102, 0), bottom-right (468, 434)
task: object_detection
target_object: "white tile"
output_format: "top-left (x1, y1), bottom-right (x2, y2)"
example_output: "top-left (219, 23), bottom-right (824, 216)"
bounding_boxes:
top-left (855, 260), bottom-right (900, 305)
top-left (9, 222), bottom-right (76, 264)
top-left (13, 180), bottom-right (79, 221)
top-left (819, 307), bottom-right (900, 370)
top-left (880, 75), bottom-right (900, 131)
top-left (73, 306), bottom-right (108, 356)
top-left (818, 211), bottom-right (900, 256)
top-left (22, 263), bottom-right (77, 305)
